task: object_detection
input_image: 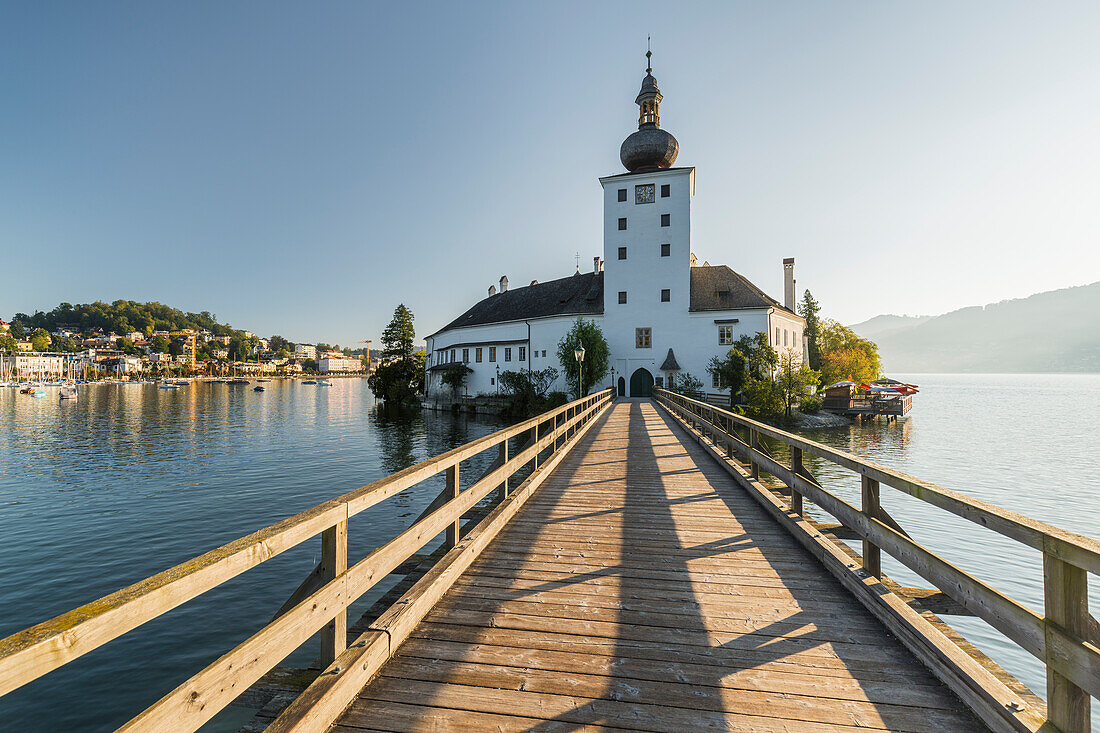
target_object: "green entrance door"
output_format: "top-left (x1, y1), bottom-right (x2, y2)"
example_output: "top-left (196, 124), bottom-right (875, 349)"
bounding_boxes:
top-left (629, 368), bottom-right (653, 398)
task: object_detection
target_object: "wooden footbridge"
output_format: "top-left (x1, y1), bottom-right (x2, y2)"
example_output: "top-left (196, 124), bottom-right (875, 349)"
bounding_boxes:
top-left (2, 390), bottom-right (1099, 731)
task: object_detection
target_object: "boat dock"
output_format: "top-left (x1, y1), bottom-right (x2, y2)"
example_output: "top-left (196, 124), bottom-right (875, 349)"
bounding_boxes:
top-left (1, 390), bottom-right (1096, 732)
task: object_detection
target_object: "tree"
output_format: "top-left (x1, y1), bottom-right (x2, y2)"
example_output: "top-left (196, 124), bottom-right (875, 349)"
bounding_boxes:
top-left (381, 305), bottom-right (416, 362)
top-left (150, 335), bottom-right (170, 353)
top-left (499, 366), bottom-right (561, 418)
top-left (367, 305), bottom-right (422, 404)
top-left (743, 377), bottom-right (785, 420)
top-left (676, 372), bottom-right (706, 400)
top-left (777, 349), bottom-right (821, 418)
top-left (799, 290), bottom-right (822, 370)
top-left (169, 338), bottom-right (186, 358)
top-left (30, 328), bottom-right (50, 352)
top-left (734, 332), bottom-right (777, 379)
top-left (441, 363), bottom-right (473, 397)
top-left (818, 319), bottom-right (882, 386)
top-left (9, 321), bottom-right (25, 339)
top-left (269, 335), bottom-right (290, 353)
top-left (227, 336), bottom-right (250, 361)
top-left (706, 348), bottom-right (747, 408)
top-left (556, 318), bottom-right (609, 399)
top-left (0, 334), bottom-right (17, 352)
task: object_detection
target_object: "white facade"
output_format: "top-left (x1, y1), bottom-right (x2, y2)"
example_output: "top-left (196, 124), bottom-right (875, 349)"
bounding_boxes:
top-left (2, 353), bottom-right (67, 380)
top-left (294, 344), bottom-right (317, 359)
top-left (424, 62), bottom-right (805, 401)
top-left (318, 356), bottom-right (361, 373)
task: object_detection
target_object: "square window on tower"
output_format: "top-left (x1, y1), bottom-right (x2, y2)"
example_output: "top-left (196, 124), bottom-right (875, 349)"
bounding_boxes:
top-left (660, 289), bottom-right (670, 302)
top-left (618, 246), bottom-right (627, 260)
top-left (661, 184), bottom-right (670, 197)
top-left (661, 214), bottom-right (670, 227)
top-left (618, 218), bottom-right (627, 231)
top-left (660, 243), bottom-right (670, 257)
top-left (617, 188), bottom-right (627, 202)
top-left (618, 291), bottom-right (627, 304)
top-left (635, 184), bottom-right (655, 204)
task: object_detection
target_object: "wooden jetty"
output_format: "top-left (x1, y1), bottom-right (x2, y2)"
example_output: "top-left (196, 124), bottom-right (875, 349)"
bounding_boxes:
top-left (1, 389), bottom-right (1098, 732)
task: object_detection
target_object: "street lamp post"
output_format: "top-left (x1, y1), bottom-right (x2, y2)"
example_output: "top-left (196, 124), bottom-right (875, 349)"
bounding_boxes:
top-left (573, 344), bottom-right (586, 400)
top-left (610, 365), bottom-right (616, 398)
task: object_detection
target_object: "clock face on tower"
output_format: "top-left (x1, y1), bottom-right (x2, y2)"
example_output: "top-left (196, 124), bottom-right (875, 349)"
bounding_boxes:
top-left (635, 184), bottom-right (655, 204)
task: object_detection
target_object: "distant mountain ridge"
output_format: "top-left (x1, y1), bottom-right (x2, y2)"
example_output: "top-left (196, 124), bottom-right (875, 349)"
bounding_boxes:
top-left (849, 282), bottom-right (1100, 373)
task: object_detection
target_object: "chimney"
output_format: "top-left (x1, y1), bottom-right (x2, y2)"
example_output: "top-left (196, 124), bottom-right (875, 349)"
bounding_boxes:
top-left (783, 258), bottom-right (796, 310)
top-left (690, 253), bottom-right (698, 267)
top-left (529, 279), bottom-right (538, 287)
top-left (488, 285), bottom-right (497, 296)
top-left (593, 256), bottom-right (600, 273)
top-left (499, 275), bottom-right (508, 293)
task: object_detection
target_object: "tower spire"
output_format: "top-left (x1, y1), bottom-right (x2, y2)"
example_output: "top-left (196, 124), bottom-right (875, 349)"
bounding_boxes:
top-left (646, 36), bottom-right (652, 75)
top-left (619, 40), bottom-right (679, 172)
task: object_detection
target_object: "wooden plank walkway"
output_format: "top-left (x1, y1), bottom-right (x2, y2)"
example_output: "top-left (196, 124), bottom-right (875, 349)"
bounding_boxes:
top-left (333, 400), bottom-right (985, 732)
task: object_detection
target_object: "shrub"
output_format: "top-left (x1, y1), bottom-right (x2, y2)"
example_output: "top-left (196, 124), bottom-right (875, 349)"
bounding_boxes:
top-left (799, 394), bottom-right (822, 414)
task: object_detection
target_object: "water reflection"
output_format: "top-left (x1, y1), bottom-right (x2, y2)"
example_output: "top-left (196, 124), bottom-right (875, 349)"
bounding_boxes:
top-left (0, 379), bottom-right (502, 733)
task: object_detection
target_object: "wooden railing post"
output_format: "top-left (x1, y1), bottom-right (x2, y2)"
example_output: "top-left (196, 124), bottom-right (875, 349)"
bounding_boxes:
top-left (790, 447), bottom-right (804, 517)
top-left (445, 462), bottom-right (460, 549)
top-left (319, 518), bottom-right (348, 667)
top-left (749, 429), bottom-right (760, 480)
top-left (861, 475), bottom-right (881, 578)
top-left (1044, 553), bottom-right (1090, 733)
top-left (532, 423), bottom-right (539, 471)
top-left (499, 440), bottom-right (509, 498)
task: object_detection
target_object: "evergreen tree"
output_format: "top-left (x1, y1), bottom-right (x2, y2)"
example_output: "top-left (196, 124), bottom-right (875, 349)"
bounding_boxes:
top-left (368, 304), bottom-right (422, 404)
top-left (380, 304), bottom-right (416, 362)
top-left (798, 290), bottom-right (822, 370)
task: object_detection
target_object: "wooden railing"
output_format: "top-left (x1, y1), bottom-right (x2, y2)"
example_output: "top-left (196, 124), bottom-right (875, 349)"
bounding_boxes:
top-left (0, 388), bottom-right (614, 732)
top-left (655, 388), bottom-right (1099, 733)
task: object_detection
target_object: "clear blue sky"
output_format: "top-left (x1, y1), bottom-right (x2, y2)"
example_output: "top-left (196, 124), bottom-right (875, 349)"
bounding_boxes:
top-left (3, 2), bottom-right (1098, 346)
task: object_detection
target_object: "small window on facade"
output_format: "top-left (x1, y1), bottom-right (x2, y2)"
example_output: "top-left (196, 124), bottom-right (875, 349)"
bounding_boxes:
top-left (775, 327), bottom-right (780, 345)
top-left (462, 348), bottom-right (469, 363)
top-left (718, 325), bottom-right (733, 345)
top-left (661, 183), bottom-right (670, 198)
top-left (618, 291), bottom-right (627, 304)
top-left (519, 346), bottom-right (526, 361)
top-left (618, 246), bottom-right (627, 260)
top-left (784, 330), bottom-right (788, 347)
top-left (490, 377), bottom-right (495, 385)
top-left (618, 217), bottom-right (627, 231)
top-left (712, 373), bottom-right (720, 388)
top-left (542, 350), bottom-right (547, 357)
top-left (660, 243), bottom-right (670, 257)
top-left (635, 184), bottom-right (655, 204)
top-left (617, 188), bottom-right (627, 202)
top-left (660, 214), bottom-right (670, 227)
top-left (475, 347), bottom-right (483, 362)
top-left (504, 347), bottom-right (512, 362)
top-left (660, 289), bottom-right (670, 302)
top-left (489, 347), bottom-right (496, 362)
top-left (635, 328), bottom-right (651, 348)
top-left (655, 376), bottom-right (664, 387)
top-left (450, 349), bottom-right (455, 362)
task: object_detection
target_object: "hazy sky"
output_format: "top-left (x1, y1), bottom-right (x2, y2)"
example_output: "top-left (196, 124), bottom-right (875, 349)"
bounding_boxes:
top-left (3, 2), bottom-right (1098, 345)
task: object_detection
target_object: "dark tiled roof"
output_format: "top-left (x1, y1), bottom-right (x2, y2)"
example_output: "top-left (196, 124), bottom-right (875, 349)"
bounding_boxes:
top-left (689, 265), bottom-right (795, 315)
top-left (660, 348), bottom-right (681, 371)
top-left (435, 272), bottom-right (604, 333)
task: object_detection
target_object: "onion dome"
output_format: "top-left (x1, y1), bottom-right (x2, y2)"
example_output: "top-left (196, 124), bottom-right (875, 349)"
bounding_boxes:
top-left (619, 46), bottom-right (679, 172)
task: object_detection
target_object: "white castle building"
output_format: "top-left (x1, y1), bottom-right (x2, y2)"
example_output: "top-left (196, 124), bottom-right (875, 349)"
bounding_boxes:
top-left (425, 53), bottom-right (806, 400)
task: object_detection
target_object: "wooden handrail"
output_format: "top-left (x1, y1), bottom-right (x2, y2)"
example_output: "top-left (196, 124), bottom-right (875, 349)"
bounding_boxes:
top-left (0, 388), bottom-right (613, 732)
top-left (655, 388), bottom-right (1098, 732)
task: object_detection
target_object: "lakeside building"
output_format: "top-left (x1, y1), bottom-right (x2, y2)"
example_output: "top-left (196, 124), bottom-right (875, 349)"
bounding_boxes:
top-left (425, 55), bottom-right (806, 401)
top-left (318, 356), bottom-right (361, 374)
top-left (294, 343), bottom-right (317, 359)
top-left (1, 353), bottom-right (67, 380)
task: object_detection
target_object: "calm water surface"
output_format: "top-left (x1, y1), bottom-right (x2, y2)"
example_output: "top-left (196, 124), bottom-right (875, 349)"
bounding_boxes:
top-left (0, 379), bottom-right (503, 732)
top-left (1, 374), bottom-right (1097, 730)
top-left (778, 373), bottom-right (1100, 727)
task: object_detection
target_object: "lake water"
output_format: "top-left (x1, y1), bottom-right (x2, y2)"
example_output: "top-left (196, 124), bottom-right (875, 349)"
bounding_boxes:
top-left (0, 374), bottom-right (1097, 731)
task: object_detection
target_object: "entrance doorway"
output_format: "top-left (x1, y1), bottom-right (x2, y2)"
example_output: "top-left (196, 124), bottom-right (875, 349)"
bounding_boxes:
top-left (617, 376), bottom-right (625, 397)
top-left (629, 368), bottom-right (654, 398)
